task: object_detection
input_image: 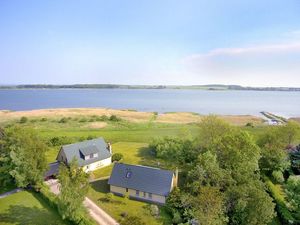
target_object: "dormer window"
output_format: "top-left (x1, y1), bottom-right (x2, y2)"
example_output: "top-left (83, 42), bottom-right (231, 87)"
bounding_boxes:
top-left (80, 146), bottom-right (99, 160)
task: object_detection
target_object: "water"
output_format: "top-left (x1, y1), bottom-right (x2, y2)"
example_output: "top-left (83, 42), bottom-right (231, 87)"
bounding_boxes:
top-left (0, 89), bottom-right (299, 117)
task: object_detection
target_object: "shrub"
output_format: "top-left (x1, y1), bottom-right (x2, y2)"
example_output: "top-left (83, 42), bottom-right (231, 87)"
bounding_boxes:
top-left (104, 193), bottom-right (114, 202)
top-left (245, 122), bottom-right (254, 127)
top-left (87, 135), bottom-right (96, 140)
top-left (272, 170), bottom-right (284, 183)
top-left (112, 153), bottom-right (123, 162)
top-left (121, 216), bottom-right (146, 225)
top-left (19, 116), bottom-right (28, 123)
top-left (109, 115), bottom-right (121, 122)
top-left (88, 118), bottom-right (95, 122)
top-left (79, 118), bottom-right (87, 123)
top-left (120, 212), bottom-right (128, 218)
top-left (48, 136), bottom-right (74, 146)
top-left (59, 117), bottom-right (68, 123)
top-left (40, 117), bottom-right (47, 122)
top-left (172, 211), bottom-right (183, 224)
top-left (30, 119), bottom-right (37, 123)
top-left (150, 205), bottom-right (160, 217)
top-left (100, 115), bottom-right (109, 121)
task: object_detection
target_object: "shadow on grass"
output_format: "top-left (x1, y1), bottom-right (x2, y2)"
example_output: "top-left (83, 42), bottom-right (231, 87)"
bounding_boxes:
top-left (0, 204), bottom-right (67, 225)
top-left (90, 178), bottom-right (110, 193)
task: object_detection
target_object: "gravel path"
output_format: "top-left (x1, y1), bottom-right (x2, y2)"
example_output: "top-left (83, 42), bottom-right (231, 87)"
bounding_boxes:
top-left (45, 178), bottom-right (118, 225)
top-left (0, 188), bottom-right (23, 199)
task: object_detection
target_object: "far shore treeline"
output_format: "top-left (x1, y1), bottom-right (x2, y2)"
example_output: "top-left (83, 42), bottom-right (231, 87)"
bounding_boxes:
top-left (1, 84), bottom-right (300, 91)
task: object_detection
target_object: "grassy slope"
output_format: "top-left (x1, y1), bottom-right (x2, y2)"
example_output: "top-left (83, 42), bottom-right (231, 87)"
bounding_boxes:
top-left (0, 191), bottom-right (70, 225)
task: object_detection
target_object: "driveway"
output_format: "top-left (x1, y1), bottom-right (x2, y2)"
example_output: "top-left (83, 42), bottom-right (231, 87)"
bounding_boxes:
top-left (45, 179), bottom-right (118, 225)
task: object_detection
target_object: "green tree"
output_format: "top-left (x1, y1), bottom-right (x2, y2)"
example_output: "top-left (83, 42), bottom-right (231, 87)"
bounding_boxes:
top-left (228, 182), bottom-right (275, 225)
top-left (187, 151), bottom-right (232, 193)
top-left (198, 115), bottom-right (231, 148)
top-left (258, 127), bottom-right (290, 173)
top-left (214, 130), bottom-right (260, 184)
top-left (0, 126), bottom-right (48, 188)
top-left (191, 186), bottom-right (227, 225)
top-left (285, 176), bottom-right (300, 221)
top-left (57, 159), bottom-right (89, 223)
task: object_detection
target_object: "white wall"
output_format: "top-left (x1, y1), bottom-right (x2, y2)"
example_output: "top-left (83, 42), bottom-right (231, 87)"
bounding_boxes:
top-left (83, 157), bottom-right (111, 172)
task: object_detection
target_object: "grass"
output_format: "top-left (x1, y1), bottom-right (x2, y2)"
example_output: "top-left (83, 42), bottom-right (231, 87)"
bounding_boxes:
top-left (91, 142), bottom-right (167, 179)
top-left (0, 191), bottom-right (70, 225)
top-left (87, 178), bottom-right (172, 225)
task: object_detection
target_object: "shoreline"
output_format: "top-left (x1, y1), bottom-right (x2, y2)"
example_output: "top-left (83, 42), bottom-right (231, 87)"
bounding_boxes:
top-left (0, 107), bottom-right (266, 126)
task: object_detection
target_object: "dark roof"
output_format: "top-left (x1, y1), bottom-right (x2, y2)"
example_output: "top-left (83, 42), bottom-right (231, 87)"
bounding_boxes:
top-left (108, 163), bottom-right (174, 196)
top-left (44, 161), bottom-right (60, 177)
top-left (59, 138), bottom-right (111, 167)
top-left (80, 145), bottom-right (98, 156)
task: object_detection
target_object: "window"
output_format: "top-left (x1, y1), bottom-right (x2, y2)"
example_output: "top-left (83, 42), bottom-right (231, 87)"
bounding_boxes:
top-left (125, 171), bottom-right (132, 178)
top-left (143, 192), bottom-right (146, 198)
top-left (126, 188), bottom-right (128, 192)
top-left (149, 193), bottom-right (152, 199)
top-left (136, 190), bottom-right (139, 196)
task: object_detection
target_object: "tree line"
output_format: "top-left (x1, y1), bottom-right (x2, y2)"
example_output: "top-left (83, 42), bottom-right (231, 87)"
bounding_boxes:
top-left (150, 116), bottom-right (300, 225)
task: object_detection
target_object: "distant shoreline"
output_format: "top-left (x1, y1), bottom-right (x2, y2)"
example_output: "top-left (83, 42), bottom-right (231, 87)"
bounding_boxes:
top-left (1, 84), bottom-right (300, 92)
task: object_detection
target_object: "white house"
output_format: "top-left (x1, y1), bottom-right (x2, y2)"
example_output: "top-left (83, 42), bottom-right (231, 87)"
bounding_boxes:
top-left (56, 138), bottom-right (112, 172)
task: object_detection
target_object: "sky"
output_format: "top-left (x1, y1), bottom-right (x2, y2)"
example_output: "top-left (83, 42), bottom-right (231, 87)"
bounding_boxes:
top-left (0, 0), bottom-right (300, 87)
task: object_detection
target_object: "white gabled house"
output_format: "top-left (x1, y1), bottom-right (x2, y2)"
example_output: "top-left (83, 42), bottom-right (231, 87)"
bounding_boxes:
top-left (56, 137), bottom-right (112, 172)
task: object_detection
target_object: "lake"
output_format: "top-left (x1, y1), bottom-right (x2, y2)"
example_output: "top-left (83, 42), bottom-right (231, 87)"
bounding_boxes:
top-left (0, 89), bottom-right (299, 117)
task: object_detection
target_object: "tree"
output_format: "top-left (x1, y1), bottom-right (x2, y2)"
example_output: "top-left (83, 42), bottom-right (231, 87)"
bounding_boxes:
top-left (213, 130), bottom-right (260, 184)
top-left (198, 115), bottom-right (231, 148)
top-left (285, 176), bottom-right (300, 221)
top-left (187, 151), bottom-right (232, 193)
top-left (280, 121), bottom-right (300, 145)
top-left (150, 137), bottom-right (198, 164)
top-left (258, 127), bottom-right (290, 173)
top-left (191, 186), bottom-right (227, 225)
top-left (57, 159), bottom-right (89, 223)
top-left (0, 126), bottom-right (48, 188)
top-left (228, 182), bottom-right (275, 225)
top-left (19, 116), bottom-right (28, 123)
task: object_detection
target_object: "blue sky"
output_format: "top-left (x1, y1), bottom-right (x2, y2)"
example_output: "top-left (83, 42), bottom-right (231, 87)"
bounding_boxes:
top-left (0, 0), bottom-right (300, 86)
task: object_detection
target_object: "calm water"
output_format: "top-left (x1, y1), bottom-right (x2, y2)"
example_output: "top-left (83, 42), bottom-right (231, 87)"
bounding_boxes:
top-left (0, 89), bottom-right (299, 117)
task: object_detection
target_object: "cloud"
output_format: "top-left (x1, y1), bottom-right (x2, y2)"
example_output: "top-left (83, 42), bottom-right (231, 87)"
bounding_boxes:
top-left (181, 41), bottom-right (300, 86)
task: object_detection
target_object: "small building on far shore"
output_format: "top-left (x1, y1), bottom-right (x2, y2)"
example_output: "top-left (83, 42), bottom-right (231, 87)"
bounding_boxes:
top-left (56, 138), bottom-right (112, 172)
top-left (108, 163), bottom-right (177, 204)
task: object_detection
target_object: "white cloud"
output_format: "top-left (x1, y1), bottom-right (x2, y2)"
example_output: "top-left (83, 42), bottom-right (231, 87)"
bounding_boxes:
top-left (181, 41), bottom-right (300, 87)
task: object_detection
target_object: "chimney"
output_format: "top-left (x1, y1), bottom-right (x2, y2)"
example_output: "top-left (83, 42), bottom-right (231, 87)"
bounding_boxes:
top-left (107, 142), bottom-right (112, 154)
top-left (173, 168), bottom-right (178, 187)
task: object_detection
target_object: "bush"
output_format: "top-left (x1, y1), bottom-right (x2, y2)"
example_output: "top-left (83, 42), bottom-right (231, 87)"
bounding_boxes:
top-left (245, 122), bottom-right (254, 127)
top-left (59, 117), bottom-right (68, 123)
top-left (109, 115), bottom-right (121, 122)
top-left (150, 205), bottom-right (159, 217)
top-left (121, 216), bottom-right (146, 225)
top-left (39, 185), bottom-right (58, 209)
top-left (112, 153), bottom-right (123, 162)
top-left (104, 193), bottom-right (114, 202)
top-left (40, 117), bottom-right (47, 122)
top-left (19, 116), bottom-right (28, 123)
top-left (48, 136), bottom-right (74, 146)
top-left (272, 170), bottom-right (284, 183)
top-left (120, 212), bottom-right (128, 217)
top-left (100, 115), bottom-right (109, 121)
top-left (86, 135), bottom-right (96, 140)
top-left (79, 118), bottom-right (87, 123)
top-left (172, 211), bottom-right (183, 224)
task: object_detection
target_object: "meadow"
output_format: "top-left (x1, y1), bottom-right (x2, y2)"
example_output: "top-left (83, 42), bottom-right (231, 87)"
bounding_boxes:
top-left (1, 109), bottom-right (297, 225)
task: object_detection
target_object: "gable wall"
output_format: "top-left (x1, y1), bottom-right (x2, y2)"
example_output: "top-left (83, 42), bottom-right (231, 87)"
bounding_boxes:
top-left (82, 157), bottom-right (111, 172)
top-left (110, 185), bottom-right (166, 204)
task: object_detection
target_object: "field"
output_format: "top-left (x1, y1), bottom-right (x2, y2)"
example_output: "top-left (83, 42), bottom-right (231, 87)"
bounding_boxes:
top-left (0, 191), bottom-right (70, 225)
top-left (0, 108), bottom-right (295, 225)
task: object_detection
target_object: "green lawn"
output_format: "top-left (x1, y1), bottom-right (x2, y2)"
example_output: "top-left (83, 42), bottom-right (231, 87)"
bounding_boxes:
top-left (87, 178), bottom-right (172, 225)
top-left (0, 191), bottom-right (70, 225)
top-left (91, 142), bottom-right (170, 179)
